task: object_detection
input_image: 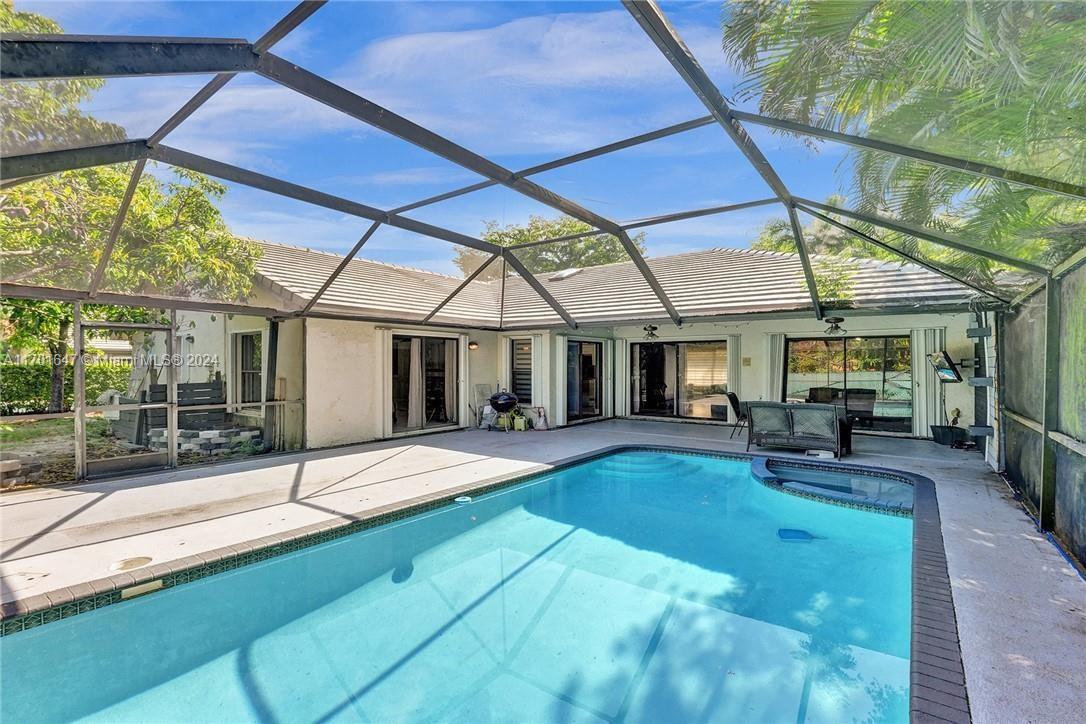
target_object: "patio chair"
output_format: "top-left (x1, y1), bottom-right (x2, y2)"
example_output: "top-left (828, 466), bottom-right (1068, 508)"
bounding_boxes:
top-left (805, 386), bottom-right (838, 404)
top-left (843, 388), bottom-right (877, 428)
top-left (725, 391), bottom-right (748, 439)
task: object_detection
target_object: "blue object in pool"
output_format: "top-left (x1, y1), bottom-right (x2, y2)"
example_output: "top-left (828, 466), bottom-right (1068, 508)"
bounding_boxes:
top-left (779, 528), bottom-right (817, 541)
top-left (0, 450), bottom-right (912, 723)
top-left (390, 561), bottom-right (414, 583)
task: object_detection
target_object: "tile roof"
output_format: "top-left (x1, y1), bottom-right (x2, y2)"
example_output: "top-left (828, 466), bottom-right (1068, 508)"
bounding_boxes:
top-left (253, 241), bottom-right (983, 328)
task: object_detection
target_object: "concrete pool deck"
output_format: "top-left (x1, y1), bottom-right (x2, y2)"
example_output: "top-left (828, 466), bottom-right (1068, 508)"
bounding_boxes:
top-left (2, 419), bottom-right (1083, 723)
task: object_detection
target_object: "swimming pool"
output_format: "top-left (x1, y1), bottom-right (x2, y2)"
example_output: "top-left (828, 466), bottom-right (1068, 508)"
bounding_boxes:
top-left (1, 450), bottom-right (914, 723)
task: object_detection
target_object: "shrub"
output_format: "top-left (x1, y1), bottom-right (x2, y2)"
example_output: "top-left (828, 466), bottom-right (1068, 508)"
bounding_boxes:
top-left (0, 363), bottom-right (132, 415)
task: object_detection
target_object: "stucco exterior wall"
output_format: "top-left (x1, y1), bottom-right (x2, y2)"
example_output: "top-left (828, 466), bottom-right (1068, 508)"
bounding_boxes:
top-left (303, 320), bottom-right (498, 449)
top-left (487, 311), bottom-right (976, 437)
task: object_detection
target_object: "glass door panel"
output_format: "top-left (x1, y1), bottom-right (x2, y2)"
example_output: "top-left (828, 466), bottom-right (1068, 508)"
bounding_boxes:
top-left (678, 341), bottom-right (728, 419)
top-left (785, 339), bottom-right (845, 403)
top-left (784, 336), bottom-right (913, 433)
top-left (631, 342), bottom-right (676, 416)
top-left (392, 335), bottom-right (459, 433)
top-left (424, 337), bottom-right (458, 429)
top-left (567, 341), bottom-right (602, 421)
top-left (844, 337), bottom-right (913, 432)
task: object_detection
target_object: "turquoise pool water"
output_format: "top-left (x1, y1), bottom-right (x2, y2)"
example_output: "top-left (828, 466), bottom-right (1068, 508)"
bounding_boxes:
top-left (1, 451), bottom-right (913, 723)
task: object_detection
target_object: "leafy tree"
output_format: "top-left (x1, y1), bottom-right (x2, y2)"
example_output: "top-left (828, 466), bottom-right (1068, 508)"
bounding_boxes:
top-left (453, 215), bottom-right (647, 281)
top-left (0, 3), bottom-right (261, 411)
top-left (723, 0), bottom-right (1086, 288)
top-left (0, 2), bottom-right (125, 154)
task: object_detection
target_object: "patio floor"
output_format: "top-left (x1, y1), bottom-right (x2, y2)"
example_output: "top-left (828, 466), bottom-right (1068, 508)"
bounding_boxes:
top-left (2, 419), bottom-right (1083, 722)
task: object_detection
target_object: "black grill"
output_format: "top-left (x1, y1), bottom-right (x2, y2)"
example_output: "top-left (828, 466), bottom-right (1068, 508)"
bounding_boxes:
top-left (489, 391), bottom-right (519, 413)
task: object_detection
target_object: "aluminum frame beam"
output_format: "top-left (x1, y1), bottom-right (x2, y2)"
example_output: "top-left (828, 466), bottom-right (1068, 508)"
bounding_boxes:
top-left (506, 198), bottom-right (779, 251)
top-left (256, 52), bottom-right (680, 325)
top-left (391, 115), bottom-right (716, 214)
top-left (795, 197), bottom-right (1050, 275)
top-left (622, 0), bottom-right (822, 318)
top-left (797, 205), bottom-right (1011, 305)
top-left (731, 110), bottom-right (1086, 201)
top-left (1, 282), bottom-right (287, 317)
top-left (301, 220), bottom-right (381, 314)
top-left (503, 251), bottom-right (578, 329)
top-left (0, 35), bottom-right (259, 80)
top-left (1, 140), bottom-right (150, 179)
top-left (787, 205), bottom-right (823, 318)
top-left (88, 158), bottom-right (145, 296)
top-left (422, 254), bottom-right (501, 323)
top-left (623, 198), bottom-right (779, 229)
top-left (148, 145), bottom-right (503, 255)
top-left (147, 1), bottom-right (326, 146)
top-left (1039, 277), bottom-right (1061, 530)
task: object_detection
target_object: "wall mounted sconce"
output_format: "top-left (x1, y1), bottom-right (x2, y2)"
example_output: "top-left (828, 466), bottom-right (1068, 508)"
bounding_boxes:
top-left (468, 341), bottom-right (480, 350)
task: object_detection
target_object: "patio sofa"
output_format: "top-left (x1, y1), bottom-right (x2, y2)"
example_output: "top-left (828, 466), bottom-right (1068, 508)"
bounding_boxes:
top-left (746, 402), bottom-right (852, 458)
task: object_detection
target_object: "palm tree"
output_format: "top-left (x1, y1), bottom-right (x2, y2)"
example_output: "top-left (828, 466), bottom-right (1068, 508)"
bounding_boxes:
top-left (723, 0), bottom-right (1086, 293)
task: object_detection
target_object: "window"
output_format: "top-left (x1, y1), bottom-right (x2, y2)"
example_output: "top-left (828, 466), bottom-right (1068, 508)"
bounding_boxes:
top-left (510, 338), bottom-right (532, 405)
top-left (236, 332), bottom-right (262, 404)
top-left (630, 341), bottom-right (728, 420)
top-left (783, 336), bottom-right (912, 433)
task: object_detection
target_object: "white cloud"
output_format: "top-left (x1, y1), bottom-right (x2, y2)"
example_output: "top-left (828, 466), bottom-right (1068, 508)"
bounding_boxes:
top-left (332, 9), bottom-right (735, 155)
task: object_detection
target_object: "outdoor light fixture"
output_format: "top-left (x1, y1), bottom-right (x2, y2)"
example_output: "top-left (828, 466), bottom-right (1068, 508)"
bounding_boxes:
top-left (823, 317), bottom-right (847, 336)
top-left (643, 325), bottom-right (659, 340)
top-left (467, 341), bottom-right (479, 351)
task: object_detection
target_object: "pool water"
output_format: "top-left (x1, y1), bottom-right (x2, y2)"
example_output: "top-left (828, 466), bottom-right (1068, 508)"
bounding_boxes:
top-left (1, 451), bottom-right (912, 723)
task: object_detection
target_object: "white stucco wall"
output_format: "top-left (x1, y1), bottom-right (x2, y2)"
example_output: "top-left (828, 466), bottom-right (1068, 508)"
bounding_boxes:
top-left (303, 320), bottom-right (498, 448)
top-left (478, 311), bottom-right (975, 437)
top-left (297, 309), bottom-right (977, 449)
top-left (607, 311), bottom-right (977, 433)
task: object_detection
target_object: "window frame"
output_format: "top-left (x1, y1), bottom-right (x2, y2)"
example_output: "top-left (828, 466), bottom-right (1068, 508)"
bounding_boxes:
top-left (509, 337), bottom-right (533, 406)
top-left (781, 334), bottom-right (914, 431)
top-left (629, 339), bottom-right (729, 421)
top-left (235, 331), bottom-right (263, 405)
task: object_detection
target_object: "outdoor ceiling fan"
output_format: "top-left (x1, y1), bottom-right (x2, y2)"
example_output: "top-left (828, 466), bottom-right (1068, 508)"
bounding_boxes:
top-left (823, 317), bottom-right (847, 336)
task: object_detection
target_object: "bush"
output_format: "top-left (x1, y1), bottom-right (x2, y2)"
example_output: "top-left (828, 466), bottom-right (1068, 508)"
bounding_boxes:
top-left (0, 363), bottom-right (132, 415)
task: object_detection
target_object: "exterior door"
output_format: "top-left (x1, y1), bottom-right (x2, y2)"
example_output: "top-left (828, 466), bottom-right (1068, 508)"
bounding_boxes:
top-left (392, 335), bottom-right (459, 432)
top-left (567, 340), bottom-right (602, 421)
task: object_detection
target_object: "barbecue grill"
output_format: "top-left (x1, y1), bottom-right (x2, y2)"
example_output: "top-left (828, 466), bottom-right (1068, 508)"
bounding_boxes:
top-left (488, 390), bottom-right (519, 413)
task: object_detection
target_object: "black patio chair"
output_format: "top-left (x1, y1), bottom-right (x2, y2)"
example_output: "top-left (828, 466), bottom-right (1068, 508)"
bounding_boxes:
top-left (725, 391), bottom-right (748, 439)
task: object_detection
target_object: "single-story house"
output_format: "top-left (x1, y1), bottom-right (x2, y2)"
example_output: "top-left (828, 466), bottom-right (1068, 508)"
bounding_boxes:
top-left (153, 241), bottom-right (997, 464)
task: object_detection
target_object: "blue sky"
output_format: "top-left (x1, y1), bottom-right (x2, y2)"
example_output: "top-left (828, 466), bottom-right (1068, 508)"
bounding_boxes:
top-left (23, 0), bottom-right (850, 275)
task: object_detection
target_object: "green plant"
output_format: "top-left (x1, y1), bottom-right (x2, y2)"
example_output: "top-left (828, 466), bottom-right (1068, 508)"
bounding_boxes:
top-left (725, 1), bottom-right (1086, 285)
top-left (454, 215), bottom-right (648, 281)
top-left (0, 362), bottom-right (132, 415)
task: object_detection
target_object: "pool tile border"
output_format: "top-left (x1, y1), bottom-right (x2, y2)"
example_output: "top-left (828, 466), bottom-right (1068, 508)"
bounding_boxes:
top-left (0, 444), bottom-right (970, 723)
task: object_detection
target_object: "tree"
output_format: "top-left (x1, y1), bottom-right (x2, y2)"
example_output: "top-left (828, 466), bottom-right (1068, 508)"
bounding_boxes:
top-left (453, 215), bottom-right (647, 281)
top-left (1, 3), bottom-right (262, 411)
top-left (0, 2), bottom-right (125, 155)
top-left (723, 1), bottom-right (1086, 288)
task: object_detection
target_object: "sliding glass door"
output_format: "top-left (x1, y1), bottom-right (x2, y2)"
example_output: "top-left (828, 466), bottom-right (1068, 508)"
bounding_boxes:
top-left (566, 340), bottom-right (602, 421)
top-left (783, 336), bottom-right (912, 432)
top-left (392, 335), bottom-right (458, 433)
top-left (630, 341), bottom-right (729, 420)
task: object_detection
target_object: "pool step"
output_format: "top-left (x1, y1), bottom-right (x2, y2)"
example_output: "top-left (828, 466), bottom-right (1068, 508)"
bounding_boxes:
top-left (598, 459), bottom-right (703, 477)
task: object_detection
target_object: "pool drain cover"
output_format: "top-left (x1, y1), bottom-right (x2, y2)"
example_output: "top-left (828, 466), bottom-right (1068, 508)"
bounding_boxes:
top-left (110, 556), bottom-right (153, 572)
